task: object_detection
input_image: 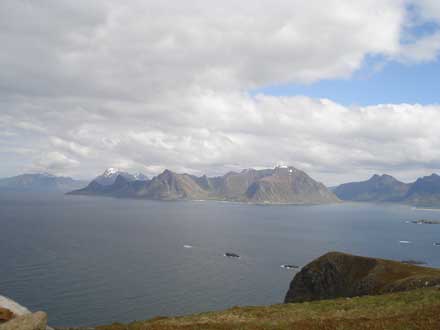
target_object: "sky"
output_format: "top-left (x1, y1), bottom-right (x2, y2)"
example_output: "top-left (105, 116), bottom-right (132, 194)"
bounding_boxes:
top-left (2, 0), bottom-right (440, 185)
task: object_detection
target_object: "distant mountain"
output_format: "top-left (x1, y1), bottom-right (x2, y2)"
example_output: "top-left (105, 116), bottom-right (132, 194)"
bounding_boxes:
top-left (68, 166), bottom-right (339, 204)
top-left (92, 168), bottom-right (148, 186)
top-left (245, 167), bottom-right (338, 204)
top-left (68, 168), bottom-right (148, 196)
top-left (0, 173), bottom-right (86, 193)
top-left (139, 170), bottom-right (209, 200)
top-left (334, 174), bottom-right (410, 202)
top-left (402, 174), bottom-right (440, 207)
top-left (208, 168), bottom-right (275, 199)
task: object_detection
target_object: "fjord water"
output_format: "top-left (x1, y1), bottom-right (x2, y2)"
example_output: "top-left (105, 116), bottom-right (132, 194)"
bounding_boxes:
top-left (1, 193), bottom-right (440, 326)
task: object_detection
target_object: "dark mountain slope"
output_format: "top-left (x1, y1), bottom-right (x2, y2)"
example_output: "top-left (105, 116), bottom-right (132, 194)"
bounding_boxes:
top-left (284, 251), bottom-right (440, 303)
top-left (402, 174), bottom-right (440, 207)
top-left (334, 174), bottom-right (410, 202)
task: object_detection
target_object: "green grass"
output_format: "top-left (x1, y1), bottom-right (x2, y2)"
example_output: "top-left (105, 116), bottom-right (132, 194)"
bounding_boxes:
top-left (96, 287), bottom-right (440, 330)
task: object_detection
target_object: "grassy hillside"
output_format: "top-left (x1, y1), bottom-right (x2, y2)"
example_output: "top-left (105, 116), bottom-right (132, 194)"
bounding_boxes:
top-left (285, 251), bottom-right (440, 303)
top-left (96, 287), bottom-right (440, 330)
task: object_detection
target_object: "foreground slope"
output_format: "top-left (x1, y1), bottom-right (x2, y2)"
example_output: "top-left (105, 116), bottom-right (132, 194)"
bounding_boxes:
top-left (93, 252), bottom-right (440, 330)
top-left (94, 287), bottom-right (440, 330)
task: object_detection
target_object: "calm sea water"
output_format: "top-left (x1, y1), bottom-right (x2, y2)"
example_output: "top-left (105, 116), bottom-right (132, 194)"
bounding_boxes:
top-left (1, 193), bottom-right (440, 326)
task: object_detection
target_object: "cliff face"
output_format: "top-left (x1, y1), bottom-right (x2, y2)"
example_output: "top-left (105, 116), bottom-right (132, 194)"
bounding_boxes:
top-left (284, 252), bottom-right (440, 303)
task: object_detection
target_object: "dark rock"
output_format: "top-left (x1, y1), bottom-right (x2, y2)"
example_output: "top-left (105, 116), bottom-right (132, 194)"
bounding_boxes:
top-left (224, 253), bottom-right (240, 258)
top-left (411, 219), bottom-right (440, 225)
top-left (0, 308), bottom-right (13, 323)
top-left (281, 264), bottom-right (299, 269)
top-left (284, 251), bottom-right (440, 303)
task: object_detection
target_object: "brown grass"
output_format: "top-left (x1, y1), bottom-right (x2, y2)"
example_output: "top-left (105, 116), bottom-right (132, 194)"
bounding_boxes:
top-left (96, 287), bottom-right (440, 330)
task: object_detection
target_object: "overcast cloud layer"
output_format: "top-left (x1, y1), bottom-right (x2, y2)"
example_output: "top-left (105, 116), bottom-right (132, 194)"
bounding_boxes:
top-left (2, 0), bottom-right (440, 185)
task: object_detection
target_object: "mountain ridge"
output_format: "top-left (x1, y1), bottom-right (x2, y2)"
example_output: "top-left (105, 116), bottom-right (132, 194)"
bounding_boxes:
top-left (68, 166), bottom-right (339, 204)
top-left (333, 174), bottom-right (410, 202)
top-left (334, 173), bottom-right (440, 206)
top-left (0, 173), bottom-right (86, 193)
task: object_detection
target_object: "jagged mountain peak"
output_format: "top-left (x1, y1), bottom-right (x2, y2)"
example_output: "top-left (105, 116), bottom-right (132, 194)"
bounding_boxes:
top-left (102, 168), bottom-right (120, 177)
top-left (68, 166), bottom-right (338, 204)
top-left (93, 168), bottom-right (136, 186)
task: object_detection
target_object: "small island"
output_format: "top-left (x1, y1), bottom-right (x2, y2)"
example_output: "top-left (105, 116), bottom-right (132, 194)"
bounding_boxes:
top-left (224, 252), bottom-right (240, 258)
top-left (411, 219), bottom-right (440, 225)
top-left (281, 264), bottom-right (299, 270)
top-left (401, 260), bottom-right (427, 265)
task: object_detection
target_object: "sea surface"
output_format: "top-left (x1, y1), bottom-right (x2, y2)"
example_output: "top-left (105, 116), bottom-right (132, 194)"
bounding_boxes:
top-left (1, 192), bottom-right (440, 326)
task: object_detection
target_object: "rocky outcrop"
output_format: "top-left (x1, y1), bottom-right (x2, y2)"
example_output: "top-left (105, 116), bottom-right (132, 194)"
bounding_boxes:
top-left (284, 252), bottom-right (440, 303)
top-left (0, 296), bottom-right (31, 317)
top-left (0, 308), bottom-right (13, 323)
top-left (0, 312), bottom-right (47, 330)
top-left (0, 296), bottom-right (50, 330)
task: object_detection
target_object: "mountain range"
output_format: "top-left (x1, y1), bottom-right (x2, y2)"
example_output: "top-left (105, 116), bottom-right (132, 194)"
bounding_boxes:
top-left (334, 173), bottom-right (440, 207)
top-left (0, 173), bottom-right (86, 193)
top-left (68, 166), bottom-right (339, 204)
top-left (3, 168), bottom-right (440, 206)
top-left (92, 167), bottom-right (149, 186)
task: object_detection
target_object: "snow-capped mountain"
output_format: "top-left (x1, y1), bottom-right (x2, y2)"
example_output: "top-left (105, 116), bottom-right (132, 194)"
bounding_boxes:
top-left (133, 172), bottom-right (149, 181)
top-left (68, 166), bottom-right (339, 204)
top-left (92, 168), bottom-right (148, 186)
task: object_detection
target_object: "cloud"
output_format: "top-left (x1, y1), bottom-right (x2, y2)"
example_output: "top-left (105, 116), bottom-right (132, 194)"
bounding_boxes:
top-left (3, 91), bottom-right (440, 184)
top-left (2, 1), bottom-right (440, 183)
top-left (0, 0), bottom-right (408, 99)
top-left (33, 151), bottom-right (80, 172)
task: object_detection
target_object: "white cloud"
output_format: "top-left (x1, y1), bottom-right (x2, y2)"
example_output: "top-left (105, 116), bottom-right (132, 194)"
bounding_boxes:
top-left (1, 1), bottom-right (440, 183)
top-left (0, 0), bottom-right (407, 98)
top-left (33, 151), bottom-right (80, 172)
top-left (3, 92), bottom-right (440, 184)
